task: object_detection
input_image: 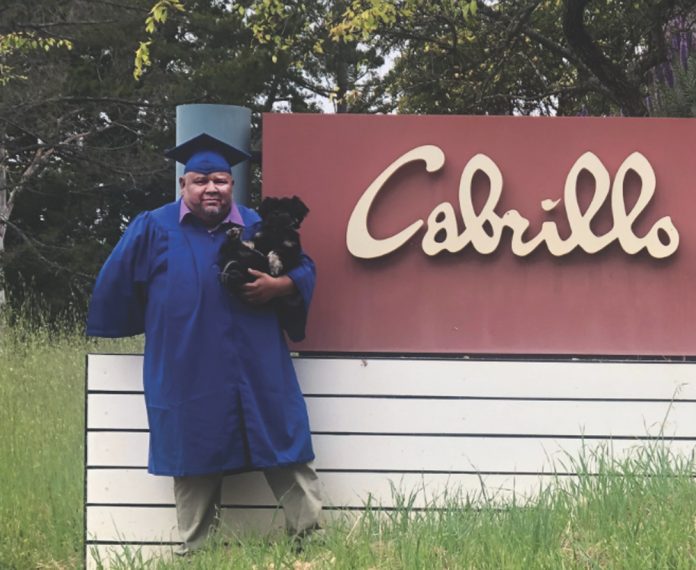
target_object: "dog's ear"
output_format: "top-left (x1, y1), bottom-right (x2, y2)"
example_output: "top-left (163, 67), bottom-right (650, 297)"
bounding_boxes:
top-left (289, 196), bottom-right (310, 226)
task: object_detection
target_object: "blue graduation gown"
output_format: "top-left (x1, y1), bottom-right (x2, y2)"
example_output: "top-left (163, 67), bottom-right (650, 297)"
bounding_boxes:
top-left (87, 201), bottom-right (316, 477)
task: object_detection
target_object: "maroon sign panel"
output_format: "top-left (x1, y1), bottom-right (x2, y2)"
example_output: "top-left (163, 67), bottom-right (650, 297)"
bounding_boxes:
top-left (262, 114), bottom-right (696, 355)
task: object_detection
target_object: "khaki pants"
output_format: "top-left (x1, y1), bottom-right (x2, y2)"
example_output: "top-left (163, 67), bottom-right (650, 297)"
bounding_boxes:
top-left (173, 463), bottom-right (322, 553)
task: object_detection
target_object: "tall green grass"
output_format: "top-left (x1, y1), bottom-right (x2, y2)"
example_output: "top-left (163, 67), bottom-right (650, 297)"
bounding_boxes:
top-left (0, 313), bottom-right (142, 570)
top-left (126, 444), bottom-right (696, 570)
top-left (3, 315), bottom-right (696, 569)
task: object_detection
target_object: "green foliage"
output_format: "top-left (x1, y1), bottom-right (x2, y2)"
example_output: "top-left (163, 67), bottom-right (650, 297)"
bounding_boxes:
top-left (0, 0), bottom-right (283, 322)
top-left (650, 58), bottom-right (696, 118)
top-left (329, 0), bottom-right (401, 42)
top-left (139, 0), bottom-right (390, 113)
top-left (380, 0), bottom-right (690, 116)
top-left (137, 1), bottom-right (694, 117)
top-left (2, 0), bottom-right (694, 323)
top-left (329, 0), bottom-right (477, 42)
top-left (241, 0), bottom-right (389, 112)
top-left (0, 31), bottom-right (73, 85)
top-left (388, 3), bottom-right (568, 115)
top-left (134, 0), bottom-right (185, 80)
top-left (0, 316), bottom-right (143, 569)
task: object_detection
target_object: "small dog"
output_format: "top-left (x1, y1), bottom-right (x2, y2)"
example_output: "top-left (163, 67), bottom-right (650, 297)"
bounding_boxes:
top-left (219, 196), bottom-right (310, 296)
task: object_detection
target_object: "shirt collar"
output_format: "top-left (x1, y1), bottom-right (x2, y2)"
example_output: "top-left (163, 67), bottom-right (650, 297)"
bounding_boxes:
top-left (178, 199), bottom-right (244, 227)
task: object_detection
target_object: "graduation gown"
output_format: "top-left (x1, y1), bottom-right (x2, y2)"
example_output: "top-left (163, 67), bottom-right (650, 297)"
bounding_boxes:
top-left (86, 201), bottom-right (316, 477)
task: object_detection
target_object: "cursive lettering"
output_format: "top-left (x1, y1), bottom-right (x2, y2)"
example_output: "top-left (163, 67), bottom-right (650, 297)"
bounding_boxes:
top-left (346, 145), bottom-right (444, 259)
top-left (345, 147), bottom-right (679, 260)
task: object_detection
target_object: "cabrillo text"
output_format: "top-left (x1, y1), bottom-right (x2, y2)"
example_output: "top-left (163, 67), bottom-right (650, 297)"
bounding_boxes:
top-left (346, 146), bottom-right (679, 260)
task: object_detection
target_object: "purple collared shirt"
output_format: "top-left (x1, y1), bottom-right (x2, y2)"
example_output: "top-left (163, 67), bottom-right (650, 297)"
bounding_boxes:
top-left (179, 199), bottom-right (244, 229)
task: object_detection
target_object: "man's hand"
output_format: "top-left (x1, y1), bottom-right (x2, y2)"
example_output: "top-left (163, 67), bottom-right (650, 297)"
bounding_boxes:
top-left (242, 269), bottom-right (297, 305)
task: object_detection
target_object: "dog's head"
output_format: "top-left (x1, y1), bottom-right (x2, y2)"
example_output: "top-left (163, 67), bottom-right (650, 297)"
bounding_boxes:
top-left (259, 196), bottom-right (309, 230)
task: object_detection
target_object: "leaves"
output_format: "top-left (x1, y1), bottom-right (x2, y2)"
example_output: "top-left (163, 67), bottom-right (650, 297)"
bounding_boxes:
top-left (0, 32), bottom-right (73, 86)
top-left (2, 0), bottom-right (693, 323)
top-left (329, 0), bottom-right (400, 42)
top-left (133, 41), bottom-right (152, 81)
top-left (134, 0), bottom-right (185, 80)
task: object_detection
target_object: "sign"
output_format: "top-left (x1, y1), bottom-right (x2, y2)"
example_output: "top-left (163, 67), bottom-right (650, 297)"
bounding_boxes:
top-left (346, 147), bottom-right (679, 259)
top-left (262, 115), bottom-right (696, 355)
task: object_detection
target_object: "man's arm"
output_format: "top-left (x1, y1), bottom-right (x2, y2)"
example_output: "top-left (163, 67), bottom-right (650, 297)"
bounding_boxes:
top-left (241, 269), bottom-right (296, 305)
top-left (86, 212), bottom-right (152, 337)
top-left (242, 254), bottom-right (316, 341)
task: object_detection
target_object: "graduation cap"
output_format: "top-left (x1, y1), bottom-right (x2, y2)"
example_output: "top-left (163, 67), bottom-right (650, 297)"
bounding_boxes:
top-left (164, 133), bottom-right (251, 174)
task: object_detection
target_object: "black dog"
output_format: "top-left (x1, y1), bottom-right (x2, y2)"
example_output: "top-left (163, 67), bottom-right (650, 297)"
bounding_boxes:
top-left (218, 196), bottom-right (310, 296)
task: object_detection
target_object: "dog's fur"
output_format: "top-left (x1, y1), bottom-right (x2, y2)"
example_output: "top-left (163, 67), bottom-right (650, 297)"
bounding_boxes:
top-left (218, 196), bottom-right (310, 296)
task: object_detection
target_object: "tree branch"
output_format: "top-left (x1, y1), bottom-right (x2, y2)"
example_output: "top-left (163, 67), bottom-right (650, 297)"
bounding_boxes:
top-left (562, 0), bottom-right (647, 116)
top-left (475, 1), bottom-right (592, 75)
top-left (0, 216), bottom-right (95, 281)
top-left (6, 125), bottom-right (116, 213)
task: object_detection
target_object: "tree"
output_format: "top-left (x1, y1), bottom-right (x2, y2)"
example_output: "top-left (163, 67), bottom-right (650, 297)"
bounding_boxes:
top-left (242, 0), bottom-right (391, 112)
top-left (0, 16), bottom-right (74, 307)
top-left (325, 0), bottom-right (695, 116)
top-left (1, 0), bottom-right (357, 322)
top-left (0, 0), bottom-right (176, 319)
top-left (138, 0), bottom-right (392, 113)
top-left (4, 0), bottom-right (695, 323)
top-left (648, 9), bottom-right (696, 117)
top-left (142, 0), bottom-right (694, 116)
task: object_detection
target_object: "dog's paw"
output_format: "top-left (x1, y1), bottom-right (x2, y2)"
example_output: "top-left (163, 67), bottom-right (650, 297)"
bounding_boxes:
top-left (219, 260), bottom-right (245, 289)
top-left (267, 251), bottom-right (283, 276)
top-left (242, 240), bottom-right (255, 249)
top-left (226, 226), bottom-right (243, 239)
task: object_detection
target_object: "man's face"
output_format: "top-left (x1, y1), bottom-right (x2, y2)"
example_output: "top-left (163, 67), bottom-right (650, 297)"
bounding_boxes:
top-left (179, 171), bottom-right (233, 226)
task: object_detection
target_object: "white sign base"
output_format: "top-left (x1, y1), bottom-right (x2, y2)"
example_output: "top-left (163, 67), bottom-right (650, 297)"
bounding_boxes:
top-left (85, 354), bottom-right (696, 568)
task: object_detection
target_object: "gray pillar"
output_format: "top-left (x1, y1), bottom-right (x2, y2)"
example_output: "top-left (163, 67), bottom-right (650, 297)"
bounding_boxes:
top-left (175, 104), bottom-right (252, 206)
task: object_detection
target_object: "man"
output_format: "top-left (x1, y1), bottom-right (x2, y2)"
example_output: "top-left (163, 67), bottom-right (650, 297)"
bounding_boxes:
top-left (87, 133), bottom-right (322, 555)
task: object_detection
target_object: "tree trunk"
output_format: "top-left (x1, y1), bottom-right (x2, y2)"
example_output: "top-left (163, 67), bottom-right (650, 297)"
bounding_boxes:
top-left (335, 46), bottom-right (350, 113)
top-left (562, 0), bottom-right (648, 116)
top-left (332, 0), bottom-right (351, 114)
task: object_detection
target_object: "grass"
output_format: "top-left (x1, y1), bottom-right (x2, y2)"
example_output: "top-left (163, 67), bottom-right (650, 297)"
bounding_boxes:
top-left (2, 316), bottom-right (696, 569)
top-left (97, 446), bottom-right (696, 570)
top-left (0, 315), bottom-right (143, 570)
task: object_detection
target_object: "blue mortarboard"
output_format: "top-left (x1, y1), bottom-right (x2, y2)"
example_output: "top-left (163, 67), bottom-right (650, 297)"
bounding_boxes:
top-left (164, 133), bottom-right (251, 174)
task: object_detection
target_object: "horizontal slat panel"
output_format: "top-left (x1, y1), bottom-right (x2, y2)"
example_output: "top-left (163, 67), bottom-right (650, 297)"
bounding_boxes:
top-left (87, 394), bottom-right (146, 429)
top-left (87, 354), bottom-right (696, 400)
top-left (88, 354), bottom-right (144, 392)
top-left (87, 469), bottom-right (561, 508)
top-left (87, 393), bottom-right (696, 437)
top-left (87, 432), bottom-right (696, 474)
top-left (306, 399), bottom-right (695, 436)
top-left (87, 506), bottom-right (285, 543)
top-left (87, 505), bottom-right (177, 543)
top-left (88, 432), bottom-right (147, 468)
top-left (87, 469), bottom-right (274, 506)
top-left (85, 353), bottom-right (696, 569)
top-left (296, 359), bottom-right (696, 399)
